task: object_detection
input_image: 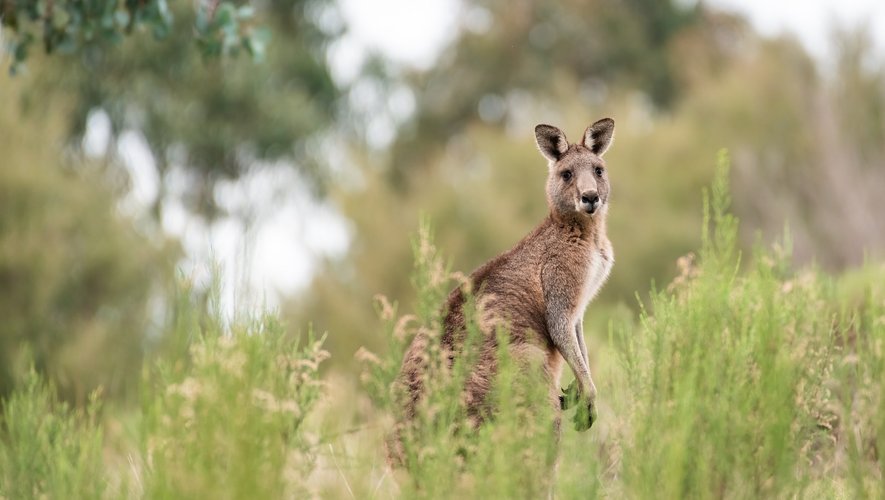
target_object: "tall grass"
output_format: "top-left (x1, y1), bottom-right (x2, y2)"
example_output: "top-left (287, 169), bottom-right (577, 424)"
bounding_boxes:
top-left (0, 365), bottom-right (105, 498)
top-left (1, 154), bottom-right (883, 498)
top-left (0, 280), bottom-right (329, 499)
top-left (140, 282), bottom-right (329, 498)
top-left (617, 153), bottom-right (849, 497)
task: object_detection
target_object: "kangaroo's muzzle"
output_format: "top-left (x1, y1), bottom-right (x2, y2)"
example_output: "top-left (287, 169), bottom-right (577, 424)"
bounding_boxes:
top-left (580, 191), bottom-right (600, 214)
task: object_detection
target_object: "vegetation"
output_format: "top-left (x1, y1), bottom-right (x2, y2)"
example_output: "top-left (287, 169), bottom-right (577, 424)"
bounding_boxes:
top-left (140, 284), bottom-right (329, 498)
top-left (0, 84), bottom-right (174, 403)
top-left (1, 0), bottom-right (271, 73)
top-left (7, 0), bottom-right (341, 219)
top-left (2, 0), bottom-right (884, 497)
top-left (1, 278), bottom-right (330, 498)
top-left (2, 163), bottom-right (884, 497)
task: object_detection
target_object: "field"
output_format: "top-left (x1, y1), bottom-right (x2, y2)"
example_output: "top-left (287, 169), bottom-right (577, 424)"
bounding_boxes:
top-left (2, 160), bottom-right (884, 499)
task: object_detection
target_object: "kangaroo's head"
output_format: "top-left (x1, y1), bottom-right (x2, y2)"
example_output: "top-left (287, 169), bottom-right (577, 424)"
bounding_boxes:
top-left (534, 118), bottom-right (615, 220)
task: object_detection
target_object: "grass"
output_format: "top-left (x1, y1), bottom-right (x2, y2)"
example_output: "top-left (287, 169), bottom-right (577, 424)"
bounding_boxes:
top-left (1, 155), bottom-right (884, 498)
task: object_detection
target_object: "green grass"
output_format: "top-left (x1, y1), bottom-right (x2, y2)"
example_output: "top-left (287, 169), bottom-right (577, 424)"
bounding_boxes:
top-left (0, 365), bottom-right (105, 498)
top-left (2, 156), bottom-right (884, 498)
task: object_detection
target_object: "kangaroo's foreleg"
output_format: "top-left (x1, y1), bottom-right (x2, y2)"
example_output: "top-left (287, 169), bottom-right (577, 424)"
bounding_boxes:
top-left (546, 304), bottom-right (597, 431)
top-left (575, 322), bottom-right (595, 396)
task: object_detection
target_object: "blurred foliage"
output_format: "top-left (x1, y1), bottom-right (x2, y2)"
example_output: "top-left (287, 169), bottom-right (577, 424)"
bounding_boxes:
top-left (13, 0), bottom-right (342, 219)
top-left (0, 79), bottom-right (174, 404)
top-left (0, 0), bottom-right (270, 74)
top-left (0, 0), bottom-right (173, 74)
top-left (380, 0), bottom-right (743, 183)
top-left (0, 0), bottom-right (344, 405)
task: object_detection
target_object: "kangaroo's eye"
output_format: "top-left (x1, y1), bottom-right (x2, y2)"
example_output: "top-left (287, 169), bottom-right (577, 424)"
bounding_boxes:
top-left (561, 170), bottom-right (572, 181)
top-left (595, 167), bottom-right (604, 177)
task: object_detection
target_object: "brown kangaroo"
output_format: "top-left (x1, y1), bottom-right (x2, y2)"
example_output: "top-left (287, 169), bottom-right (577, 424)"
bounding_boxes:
top-left (390, 119), bottom-right (615, 464)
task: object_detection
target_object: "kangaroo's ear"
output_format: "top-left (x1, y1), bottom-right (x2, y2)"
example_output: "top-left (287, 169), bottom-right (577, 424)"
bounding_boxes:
top-left (535, 124), bottom-right (569, 162)
top-left (582, 118), bottom-right (615, 156)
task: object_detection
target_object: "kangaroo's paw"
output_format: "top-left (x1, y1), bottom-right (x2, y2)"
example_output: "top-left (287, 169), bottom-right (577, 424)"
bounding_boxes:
top-left (572, 399), bottom-right (597, 432)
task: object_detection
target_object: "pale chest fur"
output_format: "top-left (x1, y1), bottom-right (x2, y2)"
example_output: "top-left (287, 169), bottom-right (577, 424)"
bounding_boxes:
top-left (576, 238), bottom-right (613, 316)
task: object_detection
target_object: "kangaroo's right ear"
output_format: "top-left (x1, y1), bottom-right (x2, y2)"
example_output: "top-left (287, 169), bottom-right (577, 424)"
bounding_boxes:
top-left (582, 118), bottom-right (615, 156)
top-left (535, 124), bottom-right (569, 162)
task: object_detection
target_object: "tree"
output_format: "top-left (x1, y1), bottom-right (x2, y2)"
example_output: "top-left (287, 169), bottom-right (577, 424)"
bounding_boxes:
top-left (7, 0), bottom-right (343, 220)
top-left (1, 1), bottom-right (346, 399)
top-left (381, 0), bottom-right (733, 185)
top-left (1, 0), bottom-right (269, 73)
top-left (0, 81), bottom-right (174, 403)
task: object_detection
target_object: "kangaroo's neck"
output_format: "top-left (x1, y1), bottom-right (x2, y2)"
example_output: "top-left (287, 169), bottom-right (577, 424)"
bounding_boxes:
top-left (546, 209), bottom-right (607, 245)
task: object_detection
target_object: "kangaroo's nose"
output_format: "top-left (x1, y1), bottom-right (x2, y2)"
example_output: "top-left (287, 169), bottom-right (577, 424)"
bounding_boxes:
top-left (581, 192), bottom-right (600, 214)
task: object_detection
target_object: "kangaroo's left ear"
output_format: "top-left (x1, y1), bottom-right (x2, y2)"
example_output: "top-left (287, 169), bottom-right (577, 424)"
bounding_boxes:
top-left (581, 118), bottom-right (615, 156)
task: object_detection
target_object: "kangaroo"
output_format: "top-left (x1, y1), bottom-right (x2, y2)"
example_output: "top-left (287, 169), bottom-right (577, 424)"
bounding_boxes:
top-left (389, 118), bottom-right (615, 465)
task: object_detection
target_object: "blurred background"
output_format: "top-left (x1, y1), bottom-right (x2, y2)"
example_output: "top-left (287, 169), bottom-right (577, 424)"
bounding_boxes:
top-left (2, 0), bottom-right (884, 403)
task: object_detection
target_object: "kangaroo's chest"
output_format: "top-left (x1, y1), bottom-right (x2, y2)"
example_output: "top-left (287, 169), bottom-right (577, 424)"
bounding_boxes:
top-left (577, 242), bottom-right (614, 313)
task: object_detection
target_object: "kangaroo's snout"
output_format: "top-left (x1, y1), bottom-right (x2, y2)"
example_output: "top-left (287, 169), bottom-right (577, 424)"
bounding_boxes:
top-left (580, 191), bottom-right (600, 214)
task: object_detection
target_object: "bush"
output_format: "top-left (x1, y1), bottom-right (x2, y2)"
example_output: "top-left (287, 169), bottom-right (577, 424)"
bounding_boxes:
top-left (0, 365), bottom-right (106, 498)
top-left (0, 153), bottom-right (172, 404)
top-left (0, 279), bottom-right (330, 499)
top-left (140, 282), bottom-right (329, 498)
top-left (562, 152), bottom-right (885, 498)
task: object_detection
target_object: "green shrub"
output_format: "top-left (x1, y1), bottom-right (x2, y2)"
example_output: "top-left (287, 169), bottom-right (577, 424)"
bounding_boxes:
top-left (0, 365), bottom-right (106, 498)
top-left (605, 152), bottom-right (884, 498)
top-left (0, 154), bottom-right (173, 405)
top-left (0, 279), bottom-right (331, 499)
top-left (140, 282), bottom-right (329, 499)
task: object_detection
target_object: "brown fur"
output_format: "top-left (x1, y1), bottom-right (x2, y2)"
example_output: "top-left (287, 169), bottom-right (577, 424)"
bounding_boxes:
top-left (388, 119), bottom-right (616, 466)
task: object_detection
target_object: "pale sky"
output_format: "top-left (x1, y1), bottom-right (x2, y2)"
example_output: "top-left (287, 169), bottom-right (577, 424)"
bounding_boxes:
top-left (100, 0), bottom-right (885, 316)
top-left (710, 0), bottom-right (885, 61)
top-left (333, 0), bottom-right (885, 76)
